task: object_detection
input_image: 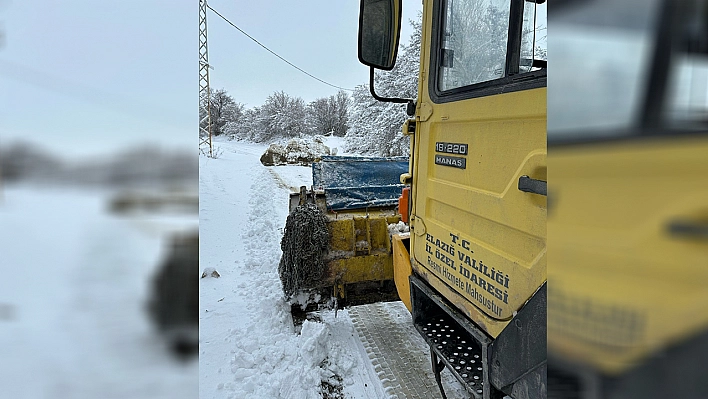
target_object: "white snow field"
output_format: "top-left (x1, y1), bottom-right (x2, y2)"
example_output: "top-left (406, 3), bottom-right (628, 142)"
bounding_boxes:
top-left (0, 185), bottom-right (198, 398)
top-left (199, 138), bottom-right (469, 399)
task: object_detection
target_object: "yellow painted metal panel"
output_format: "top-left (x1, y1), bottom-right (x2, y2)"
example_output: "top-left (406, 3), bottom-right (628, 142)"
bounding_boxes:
top-left (326, 253), bottom-right (394, 284)
top-left (548, 137), bottom-right (708, 374)
top-left (392, 234), bottom-right (413, 312)
top-left (309, 211), bottom-right (401, 289)
top-left (405, 0), bottom-right (546, 337)
top-left (329, 217), bottom-right (355, 252)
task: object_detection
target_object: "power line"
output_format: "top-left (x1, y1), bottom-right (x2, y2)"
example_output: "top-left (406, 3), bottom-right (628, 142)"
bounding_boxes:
top-left (206, 4), bottom-right (354, 92)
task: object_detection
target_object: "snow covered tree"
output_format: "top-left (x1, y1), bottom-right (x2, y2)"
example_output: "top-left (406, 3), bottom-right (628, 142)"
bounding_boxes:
top-left (225, 91), bottom-right (311, 143)
top-left (200, 88), bottom-right (244, 137)
top-left (308, 97), bottom-right (336, 136)
top-left (332, 90), bottom-right (351, 137)
top-left (223, 106), bottom-right (262, 141)
top-left (345, 15), bottom-right (421, 156)
top-left (260, 91), bottom-right (310, 140)
top-left (307, 90), bottom-right (350, 137)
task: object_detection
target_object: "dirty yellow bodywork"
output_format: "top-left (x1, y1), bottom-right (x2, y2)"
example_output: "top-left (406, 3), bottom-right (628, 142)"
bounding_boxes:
top-left (402, 1), bottom-right (547, 339)
top-left (325, 210), bottom-right (400, 290)
top-left (548, 137), bottom-right (708, 375)
top-left (392, 233), bottom-right (412, 311)
top-left (286, 189), bottom-right (402, 298)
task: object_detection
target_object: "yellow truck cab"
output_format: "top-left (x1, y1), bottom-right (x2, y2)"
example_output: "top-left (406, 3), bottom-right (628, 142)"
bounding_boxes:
top-left (358, 1), bottom-right (547, 398)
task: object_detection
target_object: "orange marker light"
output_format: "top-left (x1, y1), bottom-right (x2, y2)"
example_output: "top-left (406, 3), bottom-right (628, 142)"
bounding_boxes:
top-left (398, 186), bottom-right (410, 223)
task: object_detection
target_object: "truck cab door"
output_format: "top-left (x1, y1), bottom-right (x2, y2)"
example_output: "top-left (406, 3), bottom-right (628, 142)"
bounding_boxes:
top-left (410, 0), bottom-right (547, 338)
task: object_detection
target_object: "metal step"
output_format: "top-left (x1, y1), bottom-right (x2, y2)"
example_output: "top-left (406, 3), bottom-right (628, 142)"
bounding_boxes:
top-left (410, 275), bottom-right (505, 399)
top-left (419, 314), bottom-right (485, 398)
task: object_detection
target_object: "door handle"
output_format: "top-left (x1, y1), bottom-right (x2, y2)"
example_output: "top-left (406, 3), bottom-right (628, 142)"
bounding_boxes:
top-left (518, 176), bottom-right (547, 196)
top-left (667, 220), bottom-right (708, 239)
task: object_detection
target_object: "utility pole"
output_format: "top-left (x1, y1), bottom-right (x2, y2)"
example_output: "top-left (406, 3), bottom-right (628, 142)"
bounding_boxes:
top-left (199, 0), bottom-right (213, 157)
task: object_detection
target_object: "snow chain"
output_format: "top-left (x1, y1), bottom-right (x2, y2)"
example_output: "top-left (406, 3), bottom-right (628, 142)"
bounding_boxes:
top-left (278, 202), bottom-right (329, 298)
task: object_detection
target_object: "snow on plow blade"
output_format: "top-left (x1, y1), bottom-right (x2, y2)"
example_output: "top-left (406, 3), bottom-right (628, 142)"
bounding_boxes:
top-left (280, 156), bottom-right (409, 306)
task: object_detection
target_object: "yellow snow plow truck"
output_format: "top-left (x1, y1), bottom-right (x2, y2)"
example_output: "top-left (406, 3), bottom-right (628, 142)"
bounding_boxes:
top-left (278, 1), bottom-right (546, 398)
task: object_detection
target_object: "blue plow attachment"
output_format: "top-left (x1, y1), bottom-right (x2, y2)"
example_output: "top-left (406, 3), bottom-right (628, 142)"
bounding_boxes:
top-left (312, 156), bottom-right (409, 211)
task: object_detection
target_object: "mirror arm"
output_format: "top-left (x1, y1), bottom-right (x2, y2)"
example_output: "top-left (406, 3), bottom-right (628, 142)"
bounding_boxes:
top-left (369, 67), bottom-right (416, 116)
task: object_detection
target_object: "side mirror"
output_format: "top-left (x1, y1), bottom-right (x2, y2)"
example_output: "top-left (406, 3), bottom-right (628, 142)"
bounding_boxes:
top-left (358, 0), bottom-right (402, 70)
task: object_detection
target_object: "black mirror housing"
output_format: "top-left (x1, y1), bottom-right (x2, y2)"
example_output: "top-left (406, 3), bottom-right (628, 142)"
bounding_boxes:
top-left (358, 0), bottom-right (402, 70)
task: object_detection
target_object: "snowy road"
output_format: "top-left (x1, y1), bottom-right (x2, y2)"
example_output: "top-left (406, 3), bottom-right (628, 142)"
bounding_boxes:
top-left (199, 138), bottom-right (468, 399)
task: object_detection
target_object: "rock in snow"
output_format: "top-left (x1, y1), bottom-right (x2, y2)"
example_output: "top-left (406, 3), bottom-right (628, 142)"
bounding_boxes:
top-left (201, 267), bottom-right (221, 278)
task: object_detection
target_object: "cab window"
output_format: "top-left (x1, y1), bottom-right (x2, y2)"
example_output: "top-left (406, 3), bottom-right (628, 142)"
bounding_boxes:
top-left (435, 0), bottom-right (546, 97)
top-left (666, 53), bottom-right (708, 127)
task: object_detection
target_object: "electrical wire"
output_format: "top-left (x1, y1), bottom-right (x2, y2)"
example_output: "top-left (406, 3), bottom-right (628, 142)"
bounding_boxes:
top-left (206, 4), bottom-right (354, 92)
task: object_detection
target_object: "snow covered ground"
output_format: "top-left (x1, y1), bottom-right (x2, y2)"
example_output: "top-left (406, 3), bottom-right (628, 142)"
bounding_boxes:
top-left (199, 138), bottom-right (468, 399)
top-left (199, 139), bottom-right (333, 399)
top-left (0, 184), bottom-right (198, 398)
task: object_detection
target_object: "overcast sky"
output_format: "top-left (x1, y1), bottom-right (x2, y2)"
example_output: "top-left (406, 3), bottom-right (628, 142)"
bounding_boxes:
top-left (0, 0), bottom-right (421, 158)
top-left (0, 1), bottom-right (194, 157)
top-left (206, 0), bottom-right (422, 107)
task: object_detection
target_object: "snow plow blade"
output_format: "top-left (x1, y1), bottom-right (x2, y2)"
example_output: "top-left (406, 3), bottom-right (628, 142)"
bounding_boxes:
top-left (279, 156), bottom-right (408, 307)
